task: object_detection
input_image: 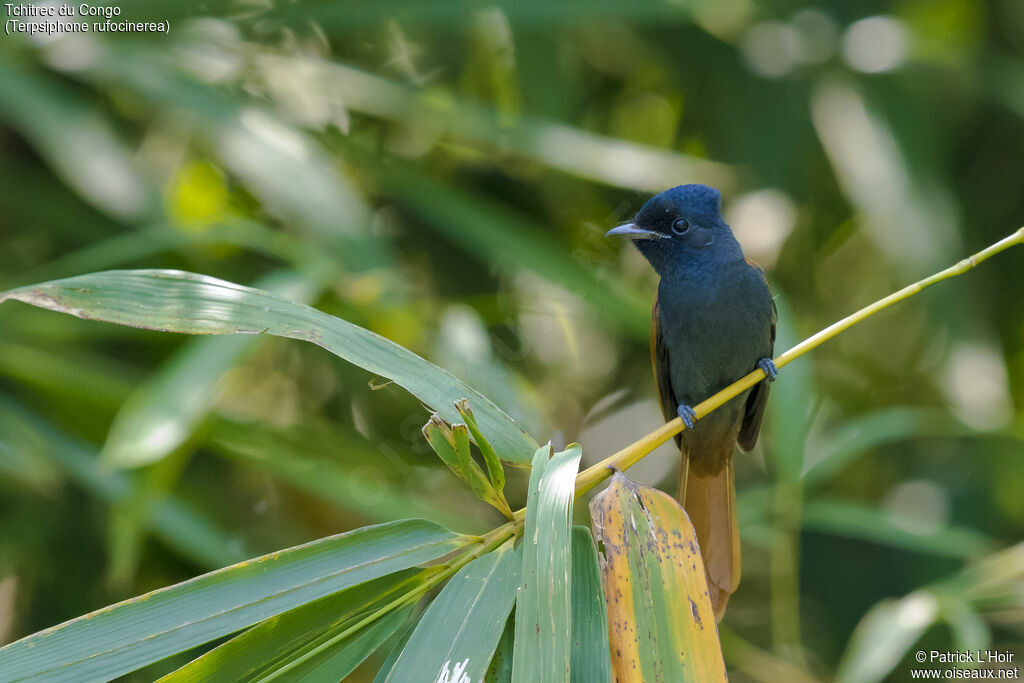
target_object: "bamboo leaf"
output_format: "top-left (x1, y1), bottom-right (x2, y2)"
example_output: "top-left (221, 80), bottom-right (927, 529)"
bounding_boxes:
top-left (0, 270), bottom-right (538, 464)
top-left (380, 542), bottom-right (520, 683)
top-left (160, 569), bottom-right (432, 682)
top-left (589, 471), bottom-right (727, 683)
top-left (484, 614), bottom-right (515, 683)
top-left (512, 443), bottom-right (582, 683)
top-left (423, 411), bottom-right (513, 518)
top-left (455, 398), bottom-right (506, 494)
top-left (0, 519), bottom-right (466, 682)
top-left (372, 608), bottom-right (424, 683)
top-left (265, 604), bottom-right (413, 683)
top-left (423, 415), bottom-right (470, 476)
top-left (101, 270), bottom-right (320, 469)
top-left (423, 416), bottom-right (489, 496)
top-left (570, 526), bottom-right (612, 683)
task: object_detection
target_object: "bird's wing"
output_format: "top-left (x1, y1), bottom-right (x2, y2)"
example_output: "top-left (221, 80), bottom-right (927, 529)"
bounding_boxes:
top-left (650, 292), bottom-right (682, 446)
top-left (738, 284), bottom-right (777, 451)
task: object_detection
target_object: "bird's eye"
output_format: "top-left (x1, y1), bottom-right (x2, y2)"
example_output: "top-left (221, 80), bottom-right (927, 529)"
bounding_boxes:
top-left (671, 218), bottom-right (690, 235)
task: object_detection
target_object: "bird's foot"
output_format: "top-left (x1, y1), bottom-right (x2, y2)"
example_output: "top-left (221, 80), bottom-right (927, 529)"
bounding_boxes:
top-left (758, 358), bottom-right (778, 382)
top-left (677, 404), bottom-right (697, 430)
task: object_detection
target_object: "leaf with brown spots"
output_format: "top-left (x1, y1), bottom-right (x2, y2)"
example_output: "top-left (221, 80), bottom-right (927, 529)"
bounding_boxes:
top-left (589, 471), bottom-right (726, 683)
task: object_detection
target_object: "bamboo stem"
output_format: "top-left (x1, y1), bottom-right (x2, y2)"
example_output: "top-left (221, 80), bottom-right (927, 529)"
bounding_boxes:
top-left (573, 226), bottom-right (1024, 496)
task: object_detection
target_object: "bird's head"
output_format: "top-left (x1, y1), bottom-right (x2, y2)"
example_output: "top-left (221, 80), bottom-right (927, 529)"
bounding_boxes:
top-left (606, 184), bottom-right (739, 275)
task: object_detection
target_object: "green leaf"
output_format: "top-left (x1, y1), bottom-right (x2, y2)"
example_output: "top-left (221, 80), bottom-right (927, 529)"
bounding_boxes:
top-left (455, 398), bottom-right (506, 494)
top-left (570, 526), bottom-right (612, 683)
top-left (484, 614), bottom-right (515, 683)
top-left (423, 411), bottom-right (513, 518)
top-left (589, 471), bottom-right (727, 683)
top-left (267, 604), bottom-right (414, 683)
top-left (512, 443), bottom-right (582, 683)
top-left (372, 607), bottom-right (425, 683)
top-left (101, 270), bottom-right (320, 468)
top-left (0, 519), bottom-right (466, 682)
top-left (0, 269), bottom-right (539, 464)
top-left (380, 543), bottom-right (521, 683)
top-left (423, 415), bottom-right (474, 479)
top-left (161, 569), bottom-right (431, 682)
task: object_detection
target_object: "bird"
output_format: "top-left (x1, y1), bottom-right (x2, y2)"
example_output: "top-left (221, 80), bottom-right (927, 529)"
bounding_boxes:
top-left (607, 184), bottom-right (777, 620)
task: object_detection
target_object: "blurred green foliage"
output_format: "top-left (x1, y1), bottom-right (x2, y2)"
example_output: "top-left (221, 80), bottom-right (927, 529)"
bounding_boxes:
top-left (1, 0), bottom-right (1023, 680)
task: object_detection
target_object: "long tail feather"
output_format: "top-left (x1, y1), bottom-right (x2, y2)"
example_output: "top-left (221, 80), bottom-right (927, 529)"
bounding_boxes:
top-left (678, 452), bottom-right (740, 622)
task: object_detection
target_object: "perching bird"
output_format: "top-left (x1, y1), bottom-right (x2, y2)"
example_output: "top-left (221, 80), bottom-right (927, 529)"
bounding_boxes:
top-left (607, 184), bottom-right (777, 620)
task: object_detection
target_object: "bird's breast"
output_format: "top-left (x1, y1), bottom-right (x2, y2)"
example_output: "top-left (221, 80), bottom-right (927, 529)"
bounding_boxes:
top-left (658, 266), bottom-right (772, 403)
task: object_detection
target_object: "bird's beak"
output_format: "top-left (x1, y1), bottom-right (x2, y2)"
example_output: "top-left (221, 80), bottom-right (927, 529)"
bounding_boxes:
top-left (605, 223), bottom-right (663, 240)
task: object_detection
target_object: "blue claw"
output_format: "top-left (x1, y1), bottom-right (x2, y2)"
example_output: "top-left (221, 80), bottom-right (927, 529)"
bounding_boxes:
top-left (677, 404), bottom-right (697, 430)
top-left (758, 358), bottom-right (778, 382)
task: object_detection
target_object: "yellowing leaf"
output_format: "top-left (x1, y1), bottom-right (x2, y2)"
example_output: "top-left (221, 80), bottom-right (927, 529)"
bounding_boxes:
top-left (589, 471), bottom-right (726, 683)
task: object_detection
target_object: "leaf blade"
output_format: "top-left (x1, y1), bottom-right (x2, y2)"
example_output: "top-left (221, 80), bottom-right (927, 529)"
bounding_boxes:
top-left (570, 526), bottom-right (612, 683)
top-left (0, 269), bottom-right (538, 464)
top-left (381, 543), bottom-right (521, 683)
top-left (0, 519), bottom-right (465, 682)
top-left (160, 569), bottom-right (430, 683)
top-left (512, 444), bottom-right (582, 683)
top-left (589, 471), bottom-right (727, 683)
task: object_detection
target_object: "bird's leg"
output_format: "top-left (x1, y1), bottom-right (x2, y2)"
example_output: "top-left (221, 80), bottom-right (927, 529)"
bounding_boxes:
top-left (758, 358), bottom-right (778, 382)
top-left (677, 404), bottom-right (697, 430)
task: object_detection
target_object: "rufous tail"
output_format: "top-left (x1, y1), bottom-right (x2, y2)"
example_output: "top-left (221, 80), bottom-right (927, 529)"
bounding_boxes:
top-left (678, 455), bottom-right (741, 622)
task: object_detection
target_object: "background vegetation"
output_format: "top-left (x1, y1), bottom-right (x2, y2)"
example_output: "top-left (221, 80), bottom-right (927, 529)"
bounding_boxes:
top-left (1, 0), bottom-right (1023, 680)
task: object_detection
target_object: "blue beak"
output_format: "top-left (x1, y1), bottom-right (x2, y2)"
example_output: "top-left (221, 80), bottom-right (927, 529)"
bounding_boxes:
top-left (605, 223), bottom-right (663, 240)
